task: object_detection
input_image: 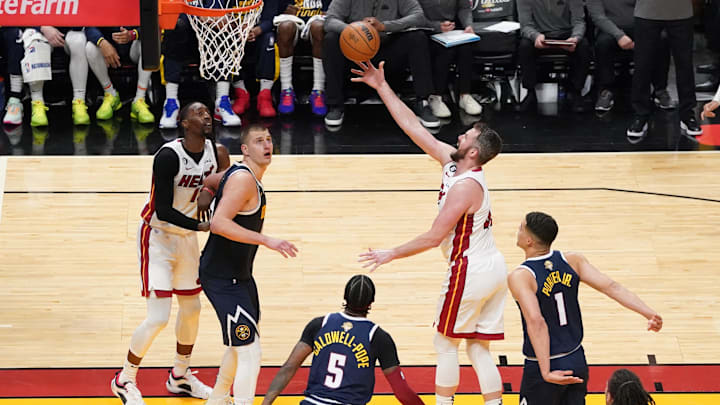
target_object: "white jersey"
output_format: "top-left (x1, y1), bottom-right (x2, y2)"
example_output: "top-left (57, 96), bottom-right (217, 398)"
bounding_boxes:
top-left (141, 139), bottom-right (218, 235)
top-left (438, 162), bottom-right (497, 261)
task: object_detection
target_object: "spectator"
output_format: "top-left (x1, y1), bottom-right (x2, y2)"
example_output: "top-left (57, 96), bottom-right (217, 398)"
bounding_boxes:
top-left (85, 27), bottom-right (155, 123)
top-left (231, 0), bottom-right (279, 118)
top-left (323, 0), bottom-right (439, 127)
top-left (588, 0), bottom-right (674, 112)
top-left (418, 0), bottom-right (483, 117)
top-left (627, 0), bottom-right (701, 139)
top-left (605, 369), bottom-right (655, 405)
top-left (1, 27), bottom-right (25, 125)
top-left (517, 0), bottom-right (592, 112)
top-left (273, 0), bottom-right (331, 116)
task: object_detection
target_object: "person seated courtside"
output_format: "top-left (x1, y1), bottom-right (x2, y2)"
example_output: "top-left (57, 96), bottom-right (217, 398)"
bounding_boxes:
top-left (517, 0), bottom-right (591, 112)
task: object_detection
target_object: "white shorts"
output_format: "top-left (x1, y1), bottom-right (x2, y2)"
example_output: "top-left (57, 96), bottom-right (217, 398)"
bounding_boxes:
top-left (138, 222), bottom-right (202, 298)
top-left (435, 250), bottom-right (507, 339)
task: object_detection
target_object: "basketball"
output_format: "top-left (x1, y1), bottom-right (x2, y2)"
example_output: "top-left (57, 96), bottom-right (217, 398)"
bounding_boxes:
top-left (340, 21), bottom-right (380, 63)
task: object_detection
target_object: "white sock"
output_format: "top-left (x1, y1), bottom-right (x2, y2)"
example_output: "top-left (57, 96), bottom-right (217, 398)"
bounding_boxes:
top-left (312, 57), bottom-right (324, 91)
top-left (280, 56), bottom-right (293, 91)
top-left (73, 88), bottom-right (86, 102)
top-left (102, 83), bottom-right (117, 97)
top-left (435, 394), bottom-right (453, 405)
top-left (216, 81), bottom-right (230, 100)
top-left (166, 82), bottom-right (179, 100)
top-left (208, 347), bottom-right (237, 401)
top-left (118, 359), bottom-right (140, 384)
top-left (172, 353), bottom-right (191, 377)
top-left (29, 81), bottom-right (44, 103)
top-left (135, 70), bottom-right (151, 102)
top-left (260, 79), bottom-right (273, 91)
top-left (233, 80), bottom-right (246, 91)
top-left (10, 74), bottom-right (22, 94)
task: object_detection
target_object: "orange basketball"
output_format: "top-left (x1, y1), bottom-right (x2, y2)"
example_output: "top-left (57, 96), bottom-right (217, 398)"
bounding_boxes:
top-left (340, 21), bottom-right (380, 63)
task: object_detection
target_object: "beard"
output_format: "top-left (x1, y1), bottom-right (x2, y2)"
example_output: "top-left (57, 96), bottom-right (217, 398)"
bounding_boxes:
top-left (450, 145), bottom-right (469, 162)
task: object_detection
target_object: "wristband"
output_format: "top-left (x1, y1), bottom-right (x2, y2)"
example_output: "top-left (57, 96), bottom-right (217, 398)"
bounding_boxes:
top-left (202, 186), bottom-right (216, 197)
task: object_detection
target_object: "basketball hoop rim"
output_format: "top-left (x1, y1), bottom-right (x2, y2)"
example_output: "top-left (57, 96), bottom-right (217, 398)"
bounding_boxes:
top-left (160, 0), bottom-right (262, 18)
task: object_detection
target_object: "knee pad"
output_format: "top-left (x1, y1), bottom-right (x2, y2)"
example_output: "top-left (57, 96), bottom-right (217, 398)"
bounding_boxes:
top-left (434, 333), bottom-right (460, 387)
top-left (466, 340), bottom-right (502, 394)
top-left (232, 339), bottom-right (262, 404)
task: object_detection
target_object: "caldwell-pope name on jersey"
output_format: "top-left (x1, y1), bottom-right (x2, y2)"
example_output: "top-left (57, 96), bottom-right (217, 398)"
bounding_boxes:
top-left (312, 330), bottom-right (371, 368)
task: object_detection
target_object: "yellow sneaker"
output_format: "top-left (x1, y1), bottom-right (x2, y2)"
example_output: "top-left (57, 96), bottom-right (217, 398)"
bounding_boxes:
top-left (131, 98), bottom-right (155, 124)
top-left (30, 100), bottom-right (49, 127)
top-left (72, 99), bottom-right (91, 125)
top-left (96, 92), bottom-right (121, 120)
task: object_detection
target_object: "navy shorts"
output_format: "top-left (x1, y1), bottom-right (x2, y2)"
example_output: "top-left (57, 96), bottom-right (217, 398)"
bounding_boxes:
top-left (519, 346), bottom-right (589, 405)
top-left (201, 276), bottom-right (260, 346)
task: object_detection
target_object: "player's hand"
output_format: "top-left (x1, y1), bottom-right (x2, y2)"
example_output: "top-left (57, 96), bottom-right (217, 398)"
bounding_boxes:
top-left (197, 191), bottom-right (214, 222)
top-left (198, 221), bottom-right (211, 232)
top-left (247, 26), bottom-right (262, 42)
top-left (534, 34), bottom-right (546, 49)
top-left (112, 27), bottom-right (133, 44)
top-left (100, 40), bottom-right (122, 68)
top-left (562, 36), bottom-right (578, 52)
top-left (702, 100), bottom-right (720, 119)
top-left (440, 21), bottom-right (455, 32)
top-left (284, 4), bottom-right (299, 15)
top-left (363, 17), bottom-right (386, 32)
top-left (464, 26), bottom-right (474, 34)
top-left (265, 237), bottom-right (298, 258)
top-left (40, 26), bottom-right (65, 47)
top-left (351, 60), bottom-right (386, 89)
top-left (647, 313), bottom-right (663, 332)
top-left (617, 35), bottom-right (634, 50)
top-left (542, 370), bottom-right (584, 385)
top-left (358, 248), bottom-right (395, 272)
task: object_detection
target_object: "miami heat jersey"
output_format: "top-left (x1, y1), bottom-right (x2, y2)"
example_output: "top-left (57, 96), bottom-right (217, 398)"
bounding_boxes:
top-left (140, 139), bottom-right (217, 235)
top-left (518, 251), bottom-right (583, 359)
top-left (437, 162), bottom-right (496, 261)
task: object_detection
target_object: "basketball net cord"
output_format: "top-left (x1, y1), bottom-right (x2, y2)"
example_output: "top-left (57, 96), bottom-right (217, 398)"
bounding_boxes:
top-left (185, 0), bottom-right (264, 81)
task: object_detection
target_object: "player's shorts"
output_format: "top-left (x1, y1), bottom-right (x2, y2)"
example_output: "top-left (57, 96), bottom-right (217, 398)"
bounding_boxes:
top-left (200, 275), bottom-right (260, 346)
top-left (273, 14), bottom-right (325, 43)
top-left (519, 346), bottom-right (589, 405)
top-left (137, 222), bottom-right (202, 298)
top-left (435, 249), bottom-right (506, 339)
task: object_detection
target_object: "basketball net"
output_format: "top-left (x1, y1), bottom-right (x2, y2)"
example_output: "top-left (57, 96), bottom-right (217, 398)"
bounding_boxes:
top-left (185, 0), bottom-right (264, 81)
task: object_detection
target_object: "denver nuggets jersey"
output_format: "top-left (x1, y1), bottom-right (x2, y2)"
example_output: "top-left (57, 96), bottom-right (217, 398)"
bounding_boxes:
top-left (141, 139), bottom-right (217, 235)
top-left (438, 162), bottom-right (496, 261)
top-left (199, 163), bottom-right (266, 280)
top-left (305, 313), bottom-right (378, 405)
top-left (518, 251), bottom-right (583, 359)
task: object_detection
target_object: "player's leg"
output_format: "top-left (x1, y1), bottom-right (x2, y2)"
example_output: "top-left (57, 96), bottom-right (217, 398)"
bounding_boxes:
top-left (1, 28), bottom-right (24, 125)
top-left (64, 30), bottom-right (91, 125)
top-left (519, 360), bottom-right (565, 405)
top-left (455, 42), bottom-right (481, 115)
top-left (466, 340), bottom-right (502, 404)
top-left (434, 332), bottom-right (462, 405)
top-left (26, 28), bottom-right (50, 127)
top-left (322, 30), bottom-right (347, 125)
top-left (277, 20), bottom-right (299, 114)
top-left (165, 232), bottom-right (211, 399)
top-left (308, 19), bottom-right (327, 116)
top-left (255, 31), bottom-right (277, 118)
top-left (160, 14), bottom-right (194, 129)
top-left (129, 40), bottom-right (155, 124)
top-left (428, 39), bottom-right (453, 118)
top-left (214, 78), bottom-right (242, 126)
top-left (85, 37), bottom-right (121, 121)
top-left (556, 348), bottom-right (588, 405)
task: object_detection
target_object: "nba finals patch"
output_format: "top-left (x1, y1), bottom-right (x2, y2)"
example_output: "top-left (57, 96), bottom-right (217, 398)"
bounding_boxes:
top-left (544, 260), bottom-right (553, 270)
top-left (236, 324), bottom-right (251, 340)
top-left (342, 321), bottom-right (353, 332)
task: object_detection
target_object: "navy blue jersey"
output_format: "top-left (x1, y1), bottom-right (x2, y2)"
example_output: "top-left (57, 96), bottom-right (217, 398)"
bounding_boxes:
top-left (518, 251), bottom-right (583, 358)
top-left (304, 313), bottom-right (381, 405)
top-left (200, 163), bottom-right (265, 280)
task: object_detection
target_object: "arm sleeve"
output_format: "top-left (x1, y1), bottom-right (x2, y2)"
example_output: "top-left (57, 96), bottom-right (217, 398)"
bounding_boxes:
top-left (586, 0), bottom-right (624, 40)
top-left (385, 367), bottom-right (425, 405)
top-left (324, 0), bottom-right (351, 34)
top-left (372, 327), bottom-right (401, 369)
top-left (85, 27), bottom-right (105, 45)
top-left (517, 0), bottom-right (540, 41)
top-left (300, 317), bottom-right (325, 346)
top-left (382, 0), bottom-right (426, 33)
top-left (569, 0), bottom-right (586, 39)
top-left (153, 148), bottom-right (201, 231)
top-left (457, 0), bottom-right (473, 29)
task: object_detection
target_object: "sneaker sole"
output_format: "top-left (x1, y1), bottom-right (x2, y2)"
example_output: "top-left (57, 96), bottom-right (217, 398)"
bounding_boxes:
top-left (654, 98), bottom-right (676, 110)
top-left (166, 380), bottom-right (208, 399)
top-left (680, 121), bottom-right (703, 136)
top-left (324, 116), bottom-right (344, 126)
top-left (110, 379), bottom-right (129, 404)
top-left (419, 118), bottom-right (440, 128)
top-left (595, 100), bottom-right (614, 112)
top-left (626, 123), bottom-right (648, 138)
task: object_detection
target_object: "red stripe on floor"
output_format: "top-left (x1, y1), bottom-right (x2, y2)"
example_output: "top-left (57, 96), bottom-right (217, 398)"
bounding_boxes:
top-left (1, 364), bottom-right (719, 397)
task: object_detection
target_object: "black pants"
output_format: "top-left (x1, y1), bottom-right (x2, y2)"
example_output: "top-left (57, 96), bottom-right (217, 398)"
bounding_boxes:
top-left (322, 30), bottom-right (433, 106)
top-left (520, 347), bottom-right (589, 405)
top-left (594, 28), bottom-right (669, 91)
top-left (1, 27), bottom-right (23, 76)
top-left (162, 14), bottom-right (201, 83)
top-left (429, 38), bottom-right (473, 95)
top-left (518, 34), bottom-right (592, 92)
top-left (238, 31), bottom-right (276, 81)
top-left (632, 17), bottom-right (695, 119)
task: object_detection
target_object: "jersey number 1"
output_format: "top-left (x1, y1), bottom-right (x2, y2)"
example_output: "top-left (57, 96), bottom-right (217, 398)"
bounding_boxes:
top-left (554, 292), bottom-right (568, 326)
top-left (324, 352), bottom-right (346, 389)
top-left (190, 187), bottom-right (201, 203)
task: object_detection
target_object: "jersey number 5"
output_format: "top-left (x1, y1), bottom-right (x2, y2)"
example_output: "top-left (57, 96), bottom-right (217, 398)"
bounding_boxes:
top-left (324, 352), bottom-right (347, 389)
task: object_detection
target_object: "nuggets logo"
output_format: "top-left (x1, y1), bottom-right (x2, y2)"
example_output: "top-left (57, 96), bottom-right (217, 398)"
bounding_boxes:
top-left (235, 324), bottom-right (251, 340)
top-left (341, 321), bottom-right (353, 332)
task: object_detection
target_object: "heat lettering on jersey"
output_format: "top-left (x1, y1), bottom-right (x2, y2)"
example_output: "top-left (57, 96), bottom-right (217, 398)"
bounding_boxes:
top-left (178, 174), bottom-right (203, 188)
top-left (312, 331), bottom-right (370, 368)
top-left (541, 271), bottom-right (573, 297)
top-left (483, 211), bottom-right (493, 229)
